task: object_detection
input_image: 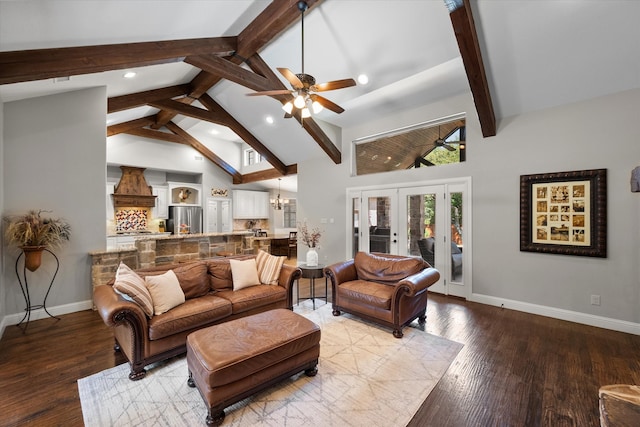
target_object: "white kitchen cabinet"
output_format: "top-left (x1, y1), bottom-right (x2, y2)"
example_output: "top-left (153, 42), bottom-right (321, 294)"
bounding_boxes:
top-left (152, 185), bottom-right (169, 219)
top-left (233, 190), bottom-right (270, 219)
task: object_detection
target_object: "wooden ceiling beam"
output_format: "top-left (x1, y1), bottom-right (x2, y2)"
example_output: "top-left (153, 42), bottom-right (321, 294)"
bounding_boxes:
top-left (185, 55), bottom-right (274, 93)
top-left (0, 37), bottom-right (236, 85)
top-left (236, 0), bottom-right (322, 58)
top-left (448, 0), bottom-right (496, 137)
top-left (148, 99), bottom-right (229, 124)
top-left (302, 118), bottom-right (342, 164)
top-left (123, 127), bottom-right (185, 144)
top-left (240, 165), bottom-right (298, 184)
top-left (107, 116), bottom-right (156, 136)
top-left (165, 122), bottom-right (242, 183)
top-left (108, 84), bottom-right (191, 113)
top-left (198, 93), bottom-right (288, 175)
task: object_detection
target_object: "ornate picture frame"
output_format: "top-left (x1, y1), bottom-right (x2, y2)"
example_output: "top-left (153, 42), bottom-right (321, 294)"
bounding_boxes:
top-left (520, 169), bottom-right (607, 257)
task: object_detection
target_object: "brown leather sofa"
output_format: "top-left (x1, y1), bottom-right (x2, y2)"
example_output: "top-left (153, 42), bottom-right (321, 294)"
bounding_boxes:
top-left (324, 252), bottom-right (440, 338)
top-left (94, 255), bottom-right (301, 380)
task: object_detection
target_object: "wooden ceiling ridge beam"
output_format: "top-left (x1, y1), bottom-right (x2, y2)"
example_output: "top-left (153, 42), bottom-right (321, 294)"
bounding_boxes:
top-left (153, 0), bottom-right (317, 128)
top-left (448, 0), bottom-right (496, 137)
top-left (198, 93), bottom-right (288, 175)
top-left (0, 37), bottom-right (237, 85)
top-left (108, 84), bottom-right (191, 113)
top-left (165, 122), bottom-right (242, 183)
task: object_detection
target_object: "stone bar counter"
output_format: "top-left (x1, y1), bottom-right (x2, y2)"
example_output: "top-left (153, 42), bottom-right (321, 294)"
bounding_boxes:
top-left (90, 231), bottom-right (254, 298)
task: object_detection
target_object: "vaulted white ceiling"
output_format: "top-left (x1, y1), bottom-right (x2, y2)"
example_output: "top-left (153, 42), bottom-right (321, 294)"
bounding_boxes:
top-left (1, 0), bottom-right (638, 192)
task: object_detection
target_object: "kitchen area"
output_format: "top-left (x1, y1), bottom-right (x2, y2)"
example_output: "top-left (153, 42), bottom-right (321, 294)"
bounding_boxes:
top-left (92, 165), bottom-right (296, 291)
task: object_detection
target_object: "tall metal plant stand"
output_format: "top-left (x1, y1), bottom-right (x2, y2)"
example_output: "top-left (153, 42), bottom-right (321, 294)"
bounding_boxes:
top-left (15, 248), bottom-right (60, 332)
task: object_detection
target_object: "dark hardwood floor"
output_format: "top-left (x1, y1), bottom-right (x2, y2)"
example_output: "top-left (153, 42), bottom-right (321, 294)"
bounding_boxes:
top-left (1, 284), bottom-right (638, 426)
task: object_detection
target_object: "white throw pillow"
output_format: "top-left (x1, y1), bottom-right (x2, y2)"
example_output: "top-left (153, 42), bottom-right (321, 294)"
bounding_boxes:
top-left (256, 250), bottom-right (285, 285)
top-left (230, 258), bottom-right (260, 291)
top-left (145, 270), bottom-right (185, 315)
top-left (113, 262), bottom-right (154, 317)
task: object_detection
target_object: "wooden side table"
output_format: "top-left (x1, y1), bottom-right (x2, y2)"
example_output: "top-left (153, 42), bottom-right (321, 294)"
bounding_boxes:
top-left (297, 263), bottom-right (327, 310)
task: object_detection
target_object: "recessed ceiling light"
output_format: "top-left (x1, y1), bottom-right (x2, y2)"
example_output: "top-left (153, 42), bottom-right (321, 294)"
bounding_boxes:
top-left (265, 115), bottom-right (274, 124)
top-left (210, 128), bottom-right (220, 135)
top-left (123, 72), bottom-right (137, 79)
top-left (357, 74), bottom-right (369, 85)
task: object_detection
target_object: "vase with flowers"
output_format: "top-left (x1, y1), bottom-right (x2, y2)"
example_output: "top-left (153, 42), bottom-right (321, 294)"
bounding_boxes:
top-left (297, 221), bottom-right (322, 266)
top-left (3, 210), bottom-right (71, 271)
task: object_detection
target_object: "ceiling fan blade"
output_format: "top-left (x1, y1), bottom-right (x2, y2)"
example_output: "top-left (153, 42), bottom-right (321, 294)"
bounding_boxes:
top-left (277, 68), bottom-right (304, 90)
top-left (311, 78), bottom-right (356, 92)
top-left (246, 90), bottom-right (293, 96)
top-left (443, 144), bottom-right (456, 152)
top-left (310, 94), bottom-right (345, 114)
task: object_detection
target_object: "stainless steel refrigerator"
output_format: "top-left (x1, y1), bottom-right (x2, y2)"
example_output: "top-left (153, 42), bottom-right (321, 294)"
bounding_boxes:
top-left (167, 206), bottom-right (202, 235)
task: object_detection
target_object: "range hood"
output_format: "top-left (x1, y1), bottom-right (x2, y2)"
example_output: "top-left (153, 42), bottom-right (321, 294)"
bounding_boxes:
top-left (112, 166), bottom-right (157, 207)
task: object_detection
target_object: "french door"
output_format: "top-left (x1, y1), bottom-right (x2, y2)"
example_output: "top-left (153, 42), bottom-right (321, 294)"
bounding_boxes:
top-left (348, 179), bottom-right (470, 298)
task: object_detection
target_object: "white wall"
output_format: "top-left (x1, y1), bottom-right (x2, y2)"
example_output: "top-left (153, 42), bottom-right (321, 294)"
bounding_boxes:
top-left (2, 87), bottom-right (107, 320)
top-left (0, 100), bottom-right (5, 333)
top-left (298, 89), bottom-right (640, 332)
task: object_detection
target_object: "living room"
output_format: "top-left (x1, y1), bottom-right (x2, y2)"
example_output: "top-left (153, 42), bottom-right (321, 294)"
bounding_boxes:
top-left (1, 1), bottom-right (639, 426)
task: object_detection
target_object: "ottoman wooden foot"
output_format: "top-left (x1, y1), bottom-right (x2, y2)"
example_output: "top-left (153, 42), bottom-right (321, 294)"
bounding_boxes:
top-left (305, 366), bottom-right (318, 377)
top-left (206, 410), bottom-right (225, 427)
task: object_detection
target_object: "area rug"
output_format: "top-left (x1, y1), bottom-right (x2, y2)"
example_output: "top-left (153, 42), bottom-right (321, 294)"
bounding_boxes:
top-left (78, 302), bottom-right (462, 426)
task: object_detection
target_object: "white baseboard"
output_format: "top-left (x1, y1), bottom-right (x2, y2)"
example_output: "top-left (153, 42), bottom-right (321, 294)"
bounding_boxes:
top-left (0, 300), bottom-right (93, 337)
top-left (469, 293), bottom-right (640, 335)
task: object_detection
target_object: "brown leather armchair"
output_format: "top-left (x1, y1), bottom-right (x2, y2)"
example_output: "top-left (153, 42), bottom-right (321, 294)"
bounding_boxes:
top-left (324, 252), bottom-right (440, 338)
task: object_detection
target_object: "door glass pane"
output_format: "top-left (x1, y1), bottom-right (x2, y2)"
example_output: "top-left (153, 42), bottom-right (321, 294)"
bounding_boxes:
top-left (368, 196), bottom-right (391, 253)
top-left (450, 192), bottom-right (463, 282)
top-left (407, 194), bottom-right (436, 264)
top-left (351, 196), bottom-right (360, 257)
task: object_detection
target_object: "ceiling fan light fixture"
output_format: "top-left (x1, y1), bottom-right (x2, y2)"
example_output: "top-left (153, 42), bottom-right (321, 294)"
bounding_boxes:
top-left (294, 94), bottom-right (306, 109)
top-left (312, 100), bottom-right (323, 114)
top-left (301, 107), bottom-right (311, 118)
top-left (282, 101), bottom-right (294, 114)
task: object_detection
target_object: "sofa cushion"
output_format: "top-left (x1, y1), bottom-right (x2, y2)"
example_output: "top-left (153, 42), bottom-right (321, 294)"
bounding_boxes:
top-left (142, 262), bottom-right (209, 300)
top-left (338, 279), bottom-right (394, 310)
top-left (113, 262), bottom-right (154, 317)
top-left (206, 256), bottom-right (254, 291)
top-left (256, 250), bottom-right (285, 285)
top-left (216, 285), bottom-right (286, 315)
top-left (145, 270), bottom-right (185, 315)
top-left (148, 295), bottom-right (232, 341)
top-left (354, 252), bottom-right (425, 285)
top-left (230, 258), bottom-right (261, 290)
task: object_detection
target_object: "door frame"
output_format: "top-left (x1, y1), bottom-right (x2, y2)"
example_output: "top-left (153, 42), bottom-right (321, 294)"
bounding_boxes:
top-left (346, 177), bottom-right (472, 299)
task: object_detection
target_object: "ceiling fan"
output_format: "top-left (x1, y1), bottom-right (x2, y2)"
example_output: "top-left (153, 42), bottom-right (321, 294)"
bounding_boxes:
top-left (246, 1), bottom-right (356, 118)
top-left (434, 126), bottom-right (456, 151)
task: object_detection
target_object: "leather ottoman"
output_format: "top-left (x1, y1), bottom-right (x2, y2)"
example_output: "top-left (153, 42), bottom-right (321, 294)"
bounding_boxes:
top-left (186, 308), bottom-right (321, 426)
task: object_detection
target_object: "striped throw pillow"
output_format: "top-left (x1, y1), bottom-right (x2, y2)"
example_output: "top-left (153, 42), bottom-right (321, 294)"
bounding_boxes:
top-left (113, 262), bottom-right (154, 317)
top-left (256, 250), bottom-right (285, 285)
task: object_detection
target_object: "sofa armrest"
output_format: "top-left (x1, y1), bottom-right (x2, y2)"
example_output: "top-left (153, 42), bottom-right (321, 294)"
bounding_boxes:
top-left (393, 267), bottom-right (440, 298)
top-left (278, 264), bottom-right (302, 309)
top-left (94, 284), bottom-right (149, 330)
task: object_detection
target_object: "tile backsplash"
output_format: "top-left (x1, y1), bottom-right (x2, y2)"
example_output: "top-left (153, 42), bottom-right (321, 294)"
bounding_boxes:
top-left (115, 208), bottom-right (149, 231)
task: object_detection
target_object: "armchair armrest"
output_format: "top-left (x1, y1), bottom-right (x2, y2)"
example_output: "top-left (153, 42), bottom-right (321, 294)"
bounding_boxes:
top-left (324, 259), bottom-right (357, 287)
top-left (394, 267), bottom-right (440, 298)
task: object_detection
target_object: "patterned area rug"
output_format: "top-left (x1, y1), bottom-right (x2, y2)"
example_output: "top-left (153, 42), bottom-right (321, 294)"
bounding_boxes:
top-left (78, 302), bottom-right (462, 426)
